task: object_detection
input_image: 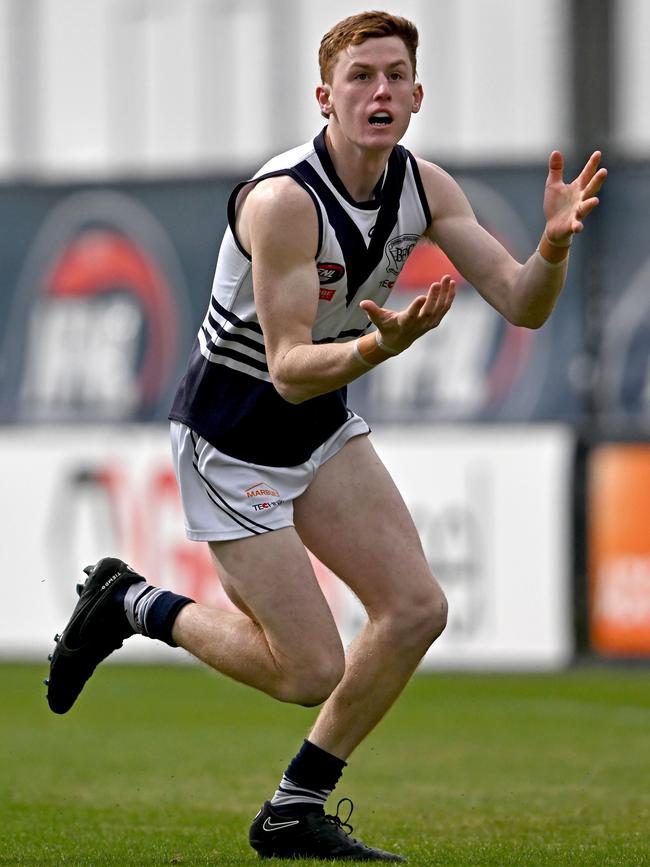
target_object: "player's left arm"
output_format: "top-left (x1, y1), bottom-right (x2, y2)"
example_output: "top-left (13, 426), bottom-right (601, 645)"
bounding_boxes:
top-left (418, 151), bottom-right (607, 328)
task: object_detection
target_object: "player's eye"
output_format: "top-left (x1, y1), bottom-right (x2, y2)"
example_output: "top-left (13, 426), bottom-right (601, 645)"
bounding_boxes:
top-left (355, 72), bottom-right (369, 81)
top-left (389, 72), bottom-right (403, 80)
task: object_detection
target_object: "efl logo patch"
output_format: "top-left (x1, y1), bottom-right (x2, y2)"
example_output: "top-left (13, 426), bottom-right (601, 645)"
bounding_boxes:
top-left (319, 288), bottom-right (336, 301)
top-left (317, 262), bottom-right (345, 285)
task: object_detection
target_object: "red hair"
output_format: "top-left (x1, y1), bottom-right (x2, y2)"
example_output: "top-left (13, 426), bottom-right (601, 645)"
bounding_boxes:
top-left (319, 10), bottom-right (419, 83)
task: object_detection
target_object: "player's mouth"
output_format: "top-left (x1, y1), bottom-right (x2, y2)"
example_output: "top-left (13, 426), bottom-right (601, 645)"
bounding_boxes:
top-left (368, 112), bottom-right (393, 127)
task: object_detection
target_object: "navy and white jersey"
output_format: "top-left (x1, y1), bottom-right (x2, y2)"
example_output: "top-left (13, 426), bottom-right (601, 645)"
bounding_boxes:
top-left (169, 127), bottom-right (431, 467)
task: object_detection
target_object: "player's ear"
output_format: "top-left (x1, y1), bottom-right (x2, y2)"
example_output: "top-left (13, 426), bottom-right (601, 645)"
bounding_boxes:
top-left (316, 84), bottom-right (333, 119)
top-left (411, 83), bottom-right (424, 114)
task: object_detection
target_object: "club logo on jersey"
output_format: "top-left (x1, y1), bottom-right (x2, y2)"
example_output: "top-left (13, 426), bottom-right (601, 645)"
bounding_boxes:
top-left (385, 234), bottom-right (420, 276)
top-left (317, 262), bottom-right (345, 285)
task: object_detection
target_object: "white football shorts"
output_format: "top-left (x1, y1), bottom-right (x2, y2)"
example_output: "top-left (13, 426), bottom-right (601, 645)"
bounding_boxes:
top-left (170, 414), bottom-right (370, 541)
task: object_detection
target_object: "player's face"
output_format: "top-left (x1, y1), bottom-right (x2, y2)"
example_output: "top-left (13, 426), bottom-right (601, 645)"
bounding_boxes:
top-left (317, 36), bottom-right (423, 150)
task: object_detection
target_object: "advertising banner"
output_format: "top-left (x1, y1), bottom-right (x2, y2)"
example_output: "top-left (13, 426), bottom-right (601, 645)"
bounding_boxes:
top-left (589, 444), bottom-right (650, 656)
top-left (3, 167), bottom-right (650, 431)
top-left (0, 424), bottom-right (573, 669)
top-left (0, 167), bottom-right (588, 427)
top-left (373, 425), bottom-right (574, 669)
top-left (0, 180), bottom-right (231, 425)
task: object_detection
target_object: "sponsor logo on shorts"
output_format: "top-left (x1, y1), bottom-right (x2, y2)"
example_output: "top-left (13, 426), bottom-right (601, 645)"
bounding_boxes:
top-left (252, 499), bottom-right (283, 512)
top-left (244, 482), bottom-right (280, 499)
top-left (244, 481), bottom-right (283, 513)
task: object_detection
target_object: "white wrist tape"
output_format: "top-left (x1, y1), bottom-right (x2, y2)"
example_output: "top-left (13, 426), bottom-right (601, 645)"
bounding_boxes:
top-left (375, 332), bottom-right (400, 355)
top-left (353, 338), bottom-right (376, 368)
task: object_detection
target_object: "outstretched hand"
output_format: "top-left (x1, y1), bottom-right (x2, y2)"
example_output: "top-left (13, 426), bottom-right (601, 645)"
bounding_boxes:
top-left (544, 150), bottom-right (607, 245)
top-left (359, 274), bottom-right (455, 353)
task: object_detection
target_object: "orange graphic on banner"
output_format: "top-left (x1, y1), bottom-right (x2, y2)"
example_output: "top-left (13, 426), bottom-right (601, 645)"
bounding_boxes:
top-left (589, 445), bottom-right (650, 656)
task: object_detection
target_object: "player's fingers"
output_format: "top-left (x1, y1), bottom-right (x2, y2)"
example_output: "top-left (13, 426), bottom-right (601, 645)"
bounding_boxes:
top-left (403, 294), bottom-right (428, 322)
top-left (434, 275), bottom-right (455, 305)
top-left (416, 281), bottom-right (443, 318)
top-left (419, 274), bottom-right (454, 313)
top-left (431, 279), bottom-right (455, 323)
top-left (578, 196), bottom-right (600, 219)
top-left (359, 299), bottom-right (391, 328)
top-left (571, 202), bottom-right (598, 231)
top-left (576, 151), bottom-right (602, 187)
top-left (547, 150), bottom-right (564, 183)
top-left (420, 277), bottom-right (455, 325)
top-left (582, 166), bottom-right (607, 197)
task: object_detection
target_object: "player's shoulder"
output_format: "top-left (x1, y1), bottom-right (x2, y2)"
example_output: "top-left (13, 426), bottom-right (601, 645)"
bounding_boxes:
top-left (411, 155), bottom-right (473, 218)
top-left (245, 174), bottom-right (315, 222)
top-left (241, 176), bottom-right (319, 256)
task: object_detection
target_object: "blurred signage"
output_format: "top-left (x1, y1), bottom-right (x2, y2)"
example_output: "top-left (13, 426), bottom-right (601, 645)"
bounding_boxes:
top-left (600, 255), bottom-right (650, 425)
top-left (3, 166), bottom-right (650, 426)
top-left (0, 167), bottom-right (592, 425)
top-left (373, 425), bottom-right (574, 669)
top-left (0, 424), bottom-right (574, 669)
top-left (598, 167), bottom-right (650, 432)
top-left (1, 191), bottom-right (192, 422)
top-left (589, 444), bottom-right (650, 656)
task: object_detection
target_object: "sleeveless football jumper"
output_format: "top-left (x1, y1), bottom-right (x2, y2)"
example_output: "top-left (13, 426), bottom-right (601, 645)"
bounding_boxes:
top-left (169, 128), bottom-right (431, 468)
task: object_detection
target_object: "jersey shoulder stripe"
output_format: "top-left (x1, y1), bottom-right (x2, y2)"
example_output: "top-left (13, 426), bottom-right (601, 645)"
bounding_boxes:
top-left (226, 167), bottom-right (325, 262)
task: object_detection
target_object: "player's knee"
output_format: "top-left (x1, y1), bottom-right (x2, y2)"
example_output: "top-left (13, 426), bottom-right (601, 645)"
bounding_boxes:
top-left (281, 653), bottom-right (345, 707)
top-left (392, 584), bottom-right (448, 647)
top-left (426, 587), bottom-right (448, 640)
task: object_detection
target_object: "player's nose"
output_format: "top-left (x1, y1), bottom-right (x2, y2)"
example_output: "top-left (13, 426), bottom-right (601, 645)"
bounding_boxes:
top-left (373, 75), bottom-right (391, 98)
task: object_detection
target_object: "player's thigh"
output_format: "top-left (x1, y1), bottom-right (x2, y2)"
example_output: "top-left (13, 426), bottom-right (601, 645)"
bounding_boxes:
top-left (293, 435), bottom-right (443, 618)
top-left (209, 526), bottom-right (343, 662)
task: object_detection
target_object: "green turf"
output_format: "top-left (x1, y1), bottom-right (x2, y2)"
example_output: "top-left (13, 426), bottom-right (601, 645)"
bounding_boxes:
top-left (1, 663), bottom-right (649, 866)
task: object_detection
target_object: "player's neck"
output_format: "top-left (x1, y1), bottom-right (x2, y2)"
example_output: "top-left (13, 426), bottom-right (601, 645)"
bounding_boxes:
top-left (323, 126), bottom-right (391, 204)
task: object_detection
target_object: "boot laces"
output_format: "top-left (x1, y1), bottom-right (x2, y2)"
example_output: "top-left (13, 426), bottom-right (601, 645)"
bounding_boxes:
top-left (325, 797), bottom-right (354, 836)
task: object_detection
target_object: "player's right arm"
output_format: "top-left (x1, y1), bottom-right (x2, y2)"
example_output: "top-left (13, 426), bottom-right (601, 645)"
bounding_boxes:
top-left (238, 177), bottom-right (454, 404)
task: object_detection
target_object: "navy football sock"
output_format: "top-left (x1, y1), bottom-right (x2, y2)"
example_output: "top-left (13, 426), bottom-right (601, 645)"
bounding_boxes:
top-left (123, 581), bottom-right (194, 647)
top-left (270, 739), bottom-right (347, 816)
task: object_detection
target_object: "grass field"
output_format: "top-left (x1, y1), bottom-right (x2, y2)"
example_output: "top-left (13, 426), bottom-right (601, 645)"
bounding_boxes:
top-left (1, 663), bottom-right (649, 866)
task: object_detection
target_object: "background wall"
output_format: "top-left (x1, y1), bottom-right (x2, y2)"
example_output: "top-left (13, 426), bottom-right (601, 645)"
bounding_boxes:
top-left (0, 0), bottom-right (626, 178)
